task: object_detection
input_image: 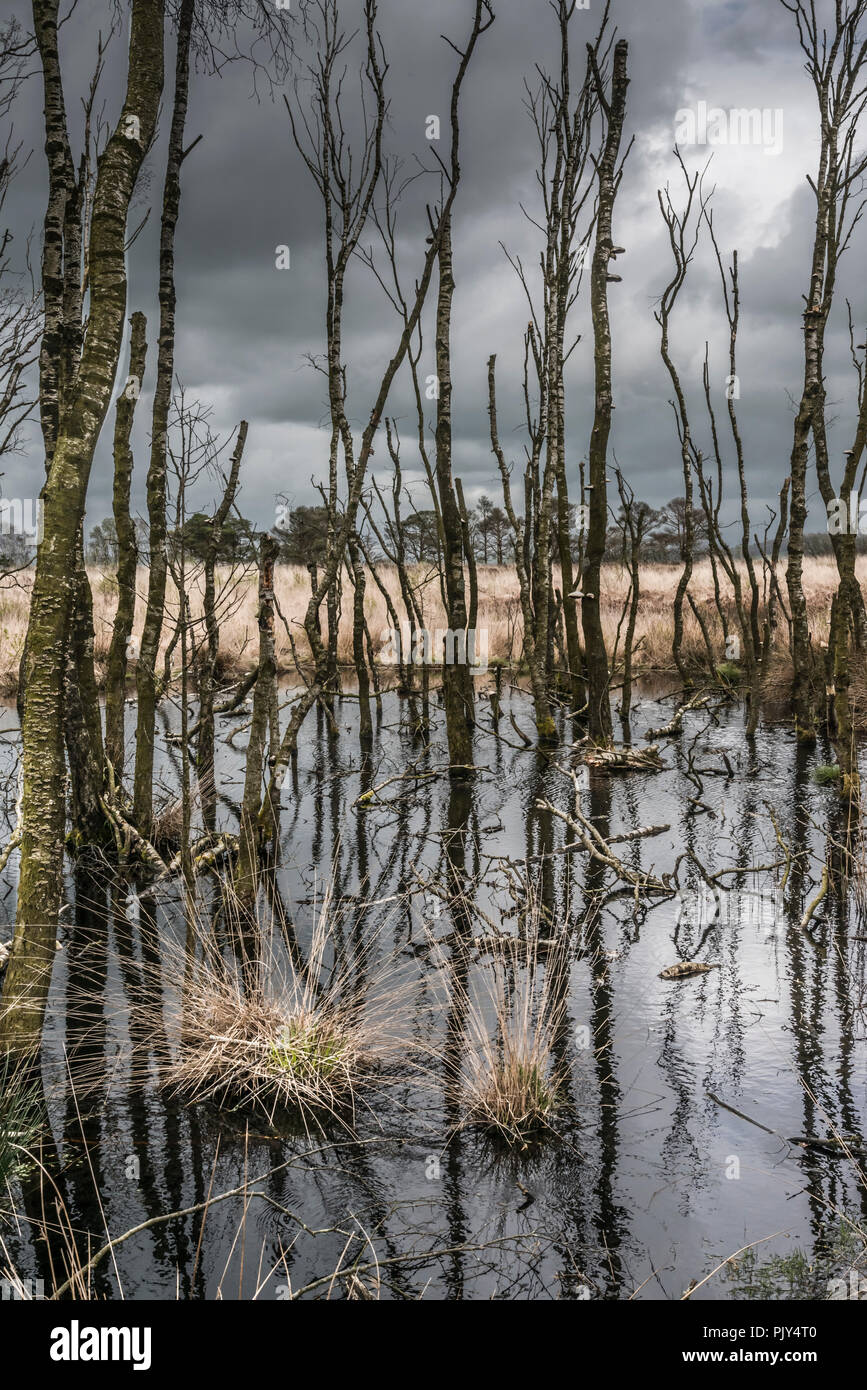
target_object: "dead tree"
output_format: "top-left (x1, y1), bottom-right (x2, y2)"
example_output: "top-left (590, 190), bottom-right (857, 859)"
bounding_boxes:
top-left (134, 0), bottom-right (196, 833)
top-left (433, 207), bottom-right (476, 771)
top-left (504, 19), bottom-right (592, 715)
top-left (198, 422), bottom-right (247, 832)
top-left (489, 351), bottom-right (557, 739)
top-left (105, 312), bottom-right (147, 781)
top-left (781, 0), bottom-right (867, 744)
top-left (611, 468), bottom-right (650, 723)
top-left (236, 534), bottom-right (279, 908)
top-left (827, 321), bottom-right (867, 800)
top-left (293, 0), bottom-right (493, 728)
top-left (655, 152), bottom-right (712, 686)
top-left (364, 435), bottom-right (431, 733)
top-left (583, 36), bottom-right (630, 742)
top-left (707, 230), bottom-right (762, 661)
top-left (757, 479), bottom-right (791, 678)
top-left (285, 0), bottom-right (389, 747)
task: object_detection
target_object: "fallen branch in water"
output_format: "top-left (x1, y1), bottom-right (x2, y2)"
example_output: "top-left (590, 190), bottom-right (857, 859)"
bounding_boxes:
top-left (581, 744), bottom-right (664, 772)
top-left (645, 690), bottom-right (711, 741)
top-left (537, 766), bottom-right (672, 895)
top-left (509, 711), bottom-right (533, 746)
top-left (492, 821), bottom-right (672, 867)
top-left (166, 669), bottom-right (260, 745)
top-left (160, 832), bottom-right (240, 880)
top-left (99, 796), bottom-right (167, 875)
top-left (800, 865), bottom-right (829, 934)
top-left (355, 762), bottom-right (473, 808)
top-left (787, 1134), bottom-right (867, 1158)
top-left (706, 1091), bottom-right (781, 1139)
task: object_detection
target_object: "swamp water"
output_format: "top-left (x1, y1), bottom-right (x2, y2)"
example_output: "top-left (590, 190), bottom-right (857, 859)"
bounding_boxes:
top-left (0, 680), bottom-right (865, 1300)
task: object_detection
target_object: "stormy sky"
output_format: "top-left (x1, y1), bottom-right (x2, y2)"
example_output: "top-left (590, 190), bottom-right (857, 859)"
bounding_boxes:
top-left (2, 0), bottom-right (864, 540)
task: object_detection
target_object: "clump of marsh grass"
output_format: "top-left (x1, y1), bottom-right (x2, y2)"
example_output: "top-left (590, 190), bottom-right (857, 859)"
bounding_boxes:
top-left (715, 660), bottom-right (742, 686)
top-left (813, 763), bottom-right (842, 786)
top-left (126, 880), bottom-right (411, 1131)
top-left (724, 1213), bottom-right (867, 1301)
top-left (430, 899), bottom-right (569, 1146)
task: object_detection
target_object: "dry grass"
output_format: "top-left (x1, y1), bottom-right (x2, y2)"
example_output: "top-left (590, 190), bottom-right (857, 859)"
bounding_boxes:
top-left (0, 556), bottom-right (852, 697)
top-left (0, 1057), bottom-right (42, 1197)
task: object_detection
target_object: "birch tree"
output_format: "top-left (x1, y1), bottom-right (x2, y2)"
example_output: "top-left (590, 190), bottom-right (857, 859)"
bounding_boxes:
top-left (0, 0), bottom-right (165, 1056)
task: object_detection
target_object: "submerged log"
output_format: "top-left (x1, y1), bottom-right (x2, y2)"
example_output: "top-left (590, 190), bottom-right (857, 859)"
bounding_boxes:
top-left (659, 960), bottom-right (719, 980)
top-left (787, 1134), bottom-right (867, 1158)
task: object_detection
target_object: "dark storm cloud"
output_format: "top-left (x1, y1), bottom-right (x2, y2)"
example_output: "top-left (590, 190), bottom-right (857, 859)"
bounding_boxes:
top-left (2, 0), bottom-right (860, 538)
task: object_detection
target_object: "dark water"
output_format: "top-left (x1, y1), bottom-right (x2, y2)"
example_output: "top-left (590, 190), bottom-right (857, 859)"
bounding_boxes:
top-left (1, 679), bottom-right (866, 1300)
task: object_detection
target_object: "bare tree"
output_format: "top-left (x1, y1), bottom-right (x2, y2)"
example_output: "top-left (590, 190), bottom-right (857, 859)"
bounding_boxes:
top-left (655, 152), bottom-right (712, 687)
top-left (583, 34), bottom-right (630, 742)
top-left (431, 0), bottom-right (495, 774)
top-left (286, 0), bottom-right (389, 746)
top-left (781, 0), bottom-right (867, 745)
top-left (134, 0), bottom-right (197, 832)
top-left (291, 0), bottom-right (492, 745)
top-left (197, 422), bottom-right (247, 831)
top-left (105, 312), bottom-right (147, 781)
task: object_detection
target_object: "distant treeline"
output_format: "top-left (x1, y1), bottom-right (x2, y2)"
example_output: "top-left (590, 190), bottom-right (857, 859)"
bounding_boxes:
top-left (0, 500), bottom-right (856, 569)
top-left (45, 498), bottom-right (861, 569)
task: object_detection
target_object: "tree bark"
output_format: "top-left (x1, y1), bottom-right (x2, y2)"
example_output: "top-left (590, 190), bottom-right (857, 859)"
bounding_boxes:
top-left (133, 0), bottom-right (195, 832)
top-left (236, 535), bottom-right (278, 908)
top-left (198, 422), bottom-right (246, 832)
top-left (1, 0), bottom-right (165, 1056)
top-left (105, 311), bottom-right (147, 782)
top-left (434, 217), bottom-right (474, 772)
top-left (583, 40), bottom-right (629, 743)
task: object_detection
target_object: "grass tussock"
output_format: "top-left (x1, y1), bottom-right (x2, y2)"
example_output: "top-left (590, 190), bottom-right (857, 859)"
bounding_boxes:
top-left (812, 763), bottom-right (842, 786)
top-left (128, 883), bottom-right (410, 1131)
top-left (434, 923), bottom-right (569, 1146)
top-left (715, 660), bottom-right (742, 686)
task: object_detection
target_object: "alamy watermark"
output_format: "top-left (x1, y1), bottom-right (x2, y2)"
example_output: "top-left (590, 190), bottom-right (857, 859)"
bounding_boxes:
top-left (0, 497), bottom-right (43, 543)
top-left (1, 1276), bottom-right (44, 1299)
top-left (827, 496), bottom-right (867, 534)
top-left (675, 101), bottom-right (783, 157)
top-left (379, 625), bottom-right (488, 673)
top-left (674, 885), bottom-right (782, 935)
top-left (828, 1270), bottom-right (867, 1299)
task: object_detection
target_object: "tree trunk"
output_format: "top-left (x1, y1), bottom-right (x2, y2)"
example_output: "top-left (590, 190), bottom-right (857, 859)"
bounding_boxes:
top-left (435, 217), bottom-right (474, 773)
top-left (198, 422), bottom-right (246, 832)
top-left (105, 311), bottom-right (147, 782)
top-left (133, 0), bottom-right (195, 832)
top-left (236, 536), bottom-right (278, 908)
top-left (583, 40), bottom-right (629, 743)
top-left (1, 0), bottom-right (165, 1056)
